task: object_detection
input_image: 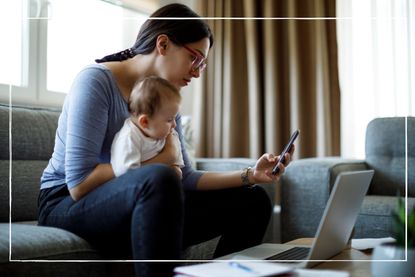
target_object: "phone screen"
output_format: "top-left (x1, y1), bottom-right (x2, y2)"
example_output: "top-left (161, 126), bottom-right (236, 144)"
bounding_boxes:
top-left (272, 130), bottom-right (300, 175)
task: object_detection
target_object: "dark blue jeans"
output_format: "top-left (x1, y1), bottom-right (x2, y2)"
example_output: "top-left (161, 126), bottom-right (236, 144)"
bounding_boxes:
top-left (38, 164), bottom-right (272, 277)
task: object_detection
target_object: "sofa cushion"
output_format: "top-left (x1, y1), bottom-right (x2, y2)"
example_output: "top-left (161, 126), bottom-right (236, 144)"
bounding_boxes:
top-left (0, 160), bottom-right (49, 222)
top-left (0, 222), bottom-right (218, 277)
top-left (354, 195), bottom-right (415, 238)
top-left (0, 223), bottom-right (99, 261)
top-left (0, 222), bottom-right (220, 261)
top-left (0, 104), bottom-right (60, 161)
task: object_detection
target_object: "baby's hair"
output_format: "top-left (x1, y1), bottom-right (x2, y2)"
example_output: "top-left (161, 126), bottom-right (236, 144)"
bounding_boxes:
top-left (129, 76), bottom-right (181, 117)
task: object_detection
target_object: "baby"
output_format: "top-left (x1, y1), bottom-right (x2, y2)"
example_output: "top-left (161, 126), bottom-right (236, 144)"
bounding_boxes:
top-left (111, 76), bottom-right (184, 178)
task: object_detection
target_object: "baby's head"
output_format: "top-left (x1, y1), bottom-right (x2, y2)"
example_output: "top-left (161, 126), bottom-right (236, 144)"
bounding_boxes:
top-left (129, 76), bottom-right (181, 139)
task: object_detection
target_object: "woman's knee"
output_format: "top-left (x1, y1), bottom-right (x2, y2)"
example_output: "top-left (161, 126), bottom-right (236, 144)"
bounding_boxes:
top-left (129, 164), bottom-right (183, 199)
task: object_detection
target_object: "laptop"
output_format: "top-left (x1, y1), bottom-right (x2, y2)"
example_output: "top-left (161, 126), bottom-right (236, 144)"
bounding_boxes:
top-left (217, 170), bottom-right (374, 268)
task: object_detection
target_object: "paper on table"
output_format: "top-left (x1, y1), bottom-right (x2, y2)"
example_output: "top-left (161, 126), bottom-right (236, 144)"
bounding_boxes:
top-left (174, 261), bottom-right (293, 277)
top-left (351, 237), bottom-right (396, 250)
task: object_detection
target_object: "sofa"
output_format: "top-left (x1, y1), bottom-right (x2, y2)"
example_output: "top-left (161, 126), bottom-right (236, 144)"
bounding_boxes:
top-left (0, 104), bottom-right (276, 277)
top-left (280, 117), bottom-right (415, 242)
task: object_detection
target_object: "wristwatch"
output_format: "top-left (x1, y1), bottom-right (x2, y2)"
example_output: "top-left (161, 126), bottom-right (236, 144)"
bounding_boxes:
top-left (241, 167), bottom-right (253, 186)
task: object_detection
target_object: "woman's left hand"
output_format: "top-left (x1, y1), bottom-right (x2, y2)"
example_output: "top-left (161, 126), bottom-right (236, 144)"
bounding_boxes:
top-left (251, 145), bottom-right (295, 184)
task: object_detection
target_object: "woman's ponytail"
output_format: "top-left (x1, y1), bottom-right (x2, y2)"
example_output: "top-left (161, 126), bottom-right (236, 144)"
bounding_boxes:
top-left (95, 48), bottom-right (136, 63)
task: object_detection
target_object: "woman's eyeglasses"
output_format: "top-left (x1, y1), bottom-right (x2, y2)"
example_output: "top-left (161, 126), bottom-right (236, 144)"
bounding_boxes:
top-left (182, 45), bottom-right (207, 73)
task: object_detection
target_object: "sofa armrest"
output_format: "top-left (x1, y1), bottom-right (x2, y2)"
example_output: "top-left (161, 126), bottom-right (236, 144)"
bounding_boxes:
top-left (280, 157), bottom-right (367, 242)
top-left (195, 158), bottom-right (256, 171)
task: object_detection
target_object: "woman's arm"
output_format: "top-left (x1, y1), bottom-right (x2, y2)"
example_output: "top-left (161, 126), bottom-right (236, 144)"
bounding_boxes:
top-left (196, 151), bottom-right (292, 190)
top-left (69, 163), bottom-right (114, 201)
top-left (197, 171), bottom-right (248, 190)
top-left (63, 66), bottom-right (125, 201)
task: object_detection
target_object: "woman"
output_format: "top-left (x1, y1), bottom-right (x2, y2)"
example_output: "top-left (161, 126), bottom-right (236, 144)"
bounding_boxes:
top-left (38, 3), bottom-right (293, 277)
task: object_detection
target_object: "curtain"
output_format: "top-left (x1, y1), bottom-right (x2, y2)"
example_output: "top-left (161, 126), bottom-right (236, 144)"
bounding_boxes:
top-left (194, 0), bottom-right (341, 159)
top-left (337, 0), bottom-right (415, 159)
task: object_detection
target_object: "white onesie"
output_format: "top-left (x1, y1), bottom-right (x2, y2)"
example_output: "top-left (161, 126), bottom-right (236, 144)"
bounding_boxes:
top-left (111, 118), bottom-right (184, 177)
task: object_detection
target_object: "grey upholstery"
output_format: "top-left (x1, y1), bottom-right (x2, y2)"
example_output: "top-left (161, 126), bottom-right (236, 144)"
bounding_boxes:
top-left (0, 104), bottom-right (274, 276)
top-left (280, 117), bottom-right (415, 242)
top-left (0, 223), bottom-right (99, 260)
top-left (366, 118), bottom-right (410, 196)
top-left (0, 104), bottom-right (61, 222)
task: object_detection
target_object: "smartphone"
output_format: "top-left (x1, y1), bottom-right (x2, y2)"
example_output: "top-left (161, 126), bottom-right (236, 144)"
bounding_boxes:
top-left (272, 130), bottom-right (300, 175)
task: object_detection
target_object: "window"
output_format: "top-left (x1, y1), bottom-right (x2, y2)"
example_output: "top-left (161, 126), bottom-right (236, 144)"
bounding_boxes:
top-left (337, 0), bottom-right (415, 158)
top-left (0, 0), bottom-right (26, 86)
top-left (46, 0), bottom-right (147, 93)
top-left (0, 0), bottom-right (149, 106)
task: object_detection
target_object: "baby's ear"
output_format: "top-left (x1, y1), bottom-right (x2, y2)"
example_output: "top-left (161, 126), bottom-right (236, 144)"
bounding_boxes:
top-left (138, 114), bottom-right (149, 129)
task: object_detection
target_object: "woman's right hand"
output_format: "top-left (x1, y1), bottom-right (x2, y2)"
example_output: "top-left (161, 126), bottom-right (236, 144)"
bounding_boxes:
top-left (161, 132), bottom-right (179, 164)
top-left (141, 132), bottom-right (178, 166)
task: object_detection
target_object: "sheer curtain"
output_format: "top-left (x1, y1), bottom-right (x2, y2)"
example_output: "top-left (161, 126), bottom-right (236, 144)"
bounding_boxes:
top-left (194, 0), bottom-right (341, 159)
top-left (337, 0), bottom-right (415, 158)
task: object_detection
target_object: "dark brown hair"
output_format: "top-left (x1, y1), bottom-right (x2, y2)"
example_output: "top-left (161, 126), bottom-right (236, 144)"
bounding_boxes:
top-left (96, 3), bottom-right (214, 63)
top-left (129, 76), bottom-right (180, 118)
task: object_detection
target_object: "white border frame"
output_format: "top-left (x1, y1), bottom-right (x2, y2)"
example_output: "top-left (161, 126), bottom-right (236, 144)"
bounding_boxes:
top-left (6, 14), bottom-right (411, 266)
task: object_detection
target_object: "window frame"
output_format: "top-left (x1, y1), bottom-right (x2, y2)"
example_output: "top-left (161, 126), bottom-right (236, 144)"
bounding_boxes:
top-left (0, 0), bottom-right (153, 108)
top-left (0, 0), bottom-right (39, 106)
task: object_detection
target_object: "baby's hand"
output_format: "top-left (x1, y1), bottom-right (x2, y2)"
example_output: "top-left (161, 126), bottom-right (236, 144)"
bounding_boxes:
top-left (171, 165), bottom-right (183, 179)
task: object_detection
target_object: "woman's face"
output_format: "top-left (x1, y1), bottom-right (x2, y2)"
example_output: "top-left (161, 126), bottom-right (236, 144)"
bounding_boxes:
top-left (159, 37), bottom-right (210, 89)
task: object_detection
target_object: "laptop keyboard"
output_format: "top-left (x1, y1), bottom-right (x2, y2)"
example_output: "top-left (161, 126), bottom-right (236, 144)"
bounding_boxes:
top-left (266, 247), bottom-right (310, 261)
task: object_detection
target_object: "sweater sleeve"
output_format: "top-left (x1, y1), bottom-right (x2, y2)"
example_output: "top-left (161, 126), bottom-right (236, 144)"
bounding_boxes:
top-left (171, 129), bottom-right (185, 167)
top-left (175, 114), bottom-right (203, 190)
top-left (65, 67), bottom-right (112, 189)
